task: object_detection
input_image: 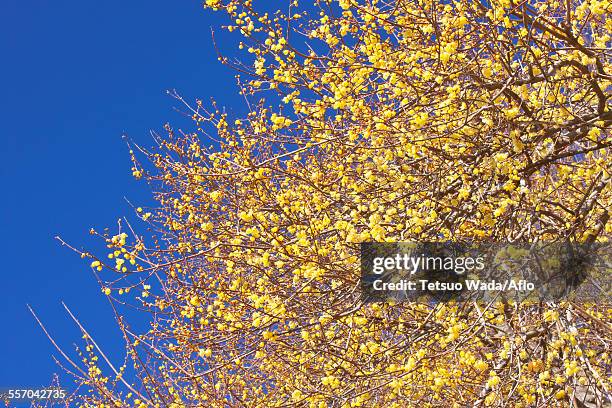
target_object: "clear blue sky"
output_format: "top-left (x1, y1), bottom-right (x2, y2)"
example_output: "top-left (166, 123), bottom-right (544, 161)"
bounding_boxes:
top-left (0, 0), bottom-right (241, 393)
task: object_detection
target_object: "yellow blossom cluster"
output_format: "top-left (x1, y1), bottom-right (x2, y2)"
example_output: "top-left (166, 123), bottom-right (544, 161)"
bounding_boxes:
top-left (69, 0), bottom-right (611, 406)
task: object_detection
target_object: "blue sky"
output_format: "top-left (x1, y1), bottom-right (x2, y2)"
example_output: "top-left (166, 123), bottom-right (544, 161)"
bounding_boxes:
top-left (0, 0), bottom-right (241, 393)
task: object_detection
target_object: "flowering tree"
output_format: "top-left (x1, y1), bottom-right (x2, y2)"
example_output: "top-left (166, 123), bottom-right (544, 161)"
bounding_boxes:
top-left (50, 0), bottom-right (611, 406)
